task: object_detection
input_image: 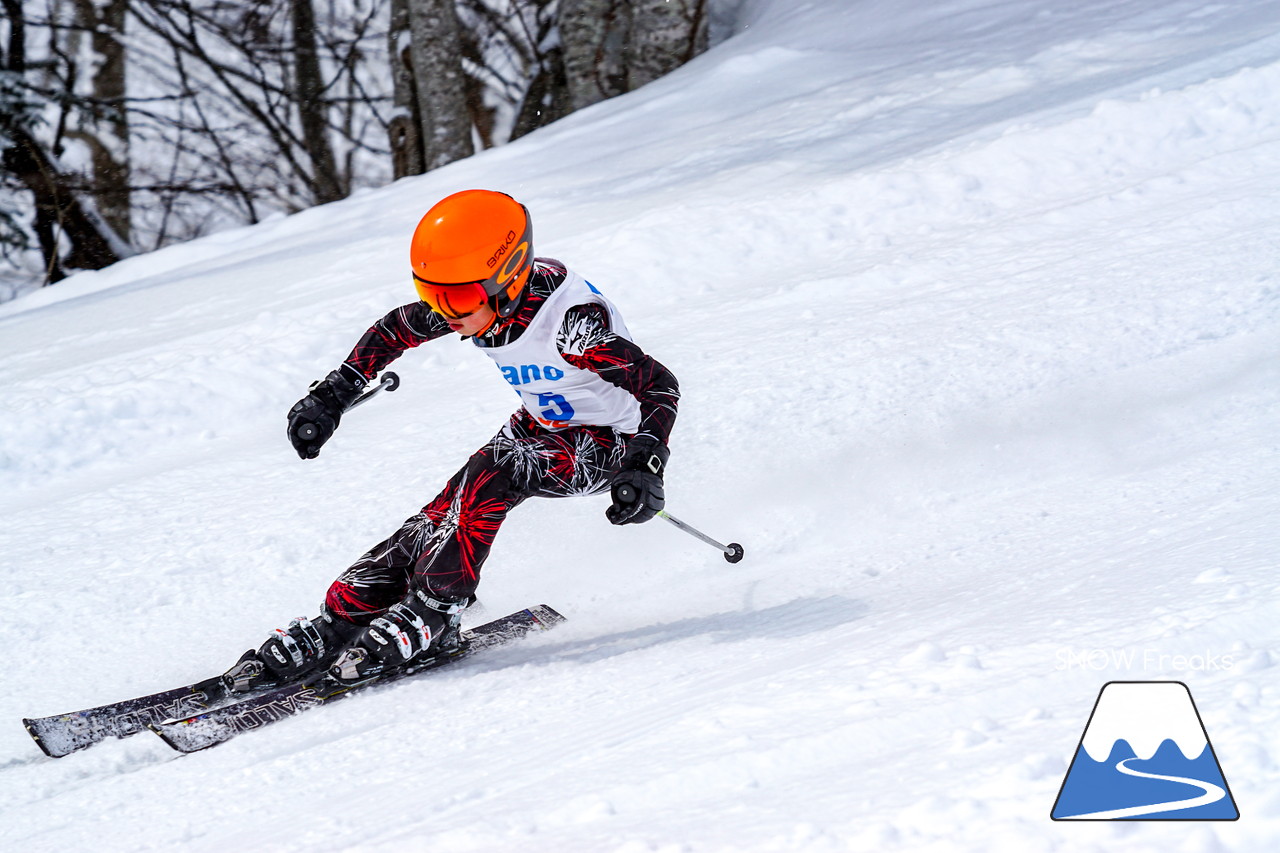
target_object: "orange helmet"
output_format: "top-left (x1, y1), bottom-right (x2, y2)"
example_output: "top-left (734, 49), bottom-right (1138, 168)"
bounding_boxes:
top-left (410, 189), bottom-right (533, 320)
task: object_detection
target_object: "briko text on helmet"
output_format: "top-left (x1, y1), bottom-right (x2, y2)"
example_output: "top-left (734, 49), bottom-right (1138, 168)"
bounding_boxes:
top-left (488, 230), bottom-right (518, 269)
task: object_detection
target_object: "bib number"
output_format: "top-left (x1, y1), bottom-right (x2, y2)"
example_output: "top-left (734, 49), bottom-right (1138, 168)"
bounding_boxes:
top-left (537, 392), bottom-right (575, 421)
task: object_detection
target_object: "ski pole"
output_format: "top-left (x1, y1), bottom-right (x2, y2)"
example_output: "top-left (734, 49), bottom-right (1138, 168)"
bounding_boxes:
top-left (657, 510), bottom-right (745, 563)
top-left (297, 371), bottom-right (399, 441)
top-left (615, 484), bottom-right (744, 563)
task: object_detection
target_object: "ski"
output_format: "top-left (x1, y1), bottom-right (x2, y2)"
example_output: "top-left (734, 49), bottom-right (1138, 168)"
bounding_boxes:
top-left (22, 604), bottom-right (563, 758)
top-left (24, 675), bottom-right (234, 758)
top-left (149, 604), bottom-right (565, 753)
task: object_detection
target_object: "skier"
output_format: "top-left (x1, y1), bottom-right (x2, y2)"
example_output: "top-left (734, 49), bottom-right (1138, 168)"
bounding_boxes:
top-left (224, 189), bottom-right (679, 691)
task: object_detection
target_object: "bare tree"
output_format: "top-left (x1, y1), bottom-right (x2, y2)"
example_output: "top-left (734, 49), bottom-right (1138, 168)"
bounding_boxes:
top-left (2, 0), bottom-right (129, 284)
top-left (2, 126), bottom-right (125, 281)
top-left (3, 0), bottom-right (716, 295)
top-left (128, 0), bottom-right (393, 216)
top-left (388, 0), bottom-right (424, 178)
top-left (547, 0), bottom-right (708, 114)
top-left (627, 0), bottom-right (707, 90)
top-left (463, 0), bottom-right (569, 143)
top-left (68, 0), bottom-right (132, 242)
top-left (291, 0), bottom-right (344, 204)
top-left (407, 0), bottom-right (473, 170)
top-left (558, 0), bottom-right (628, 111)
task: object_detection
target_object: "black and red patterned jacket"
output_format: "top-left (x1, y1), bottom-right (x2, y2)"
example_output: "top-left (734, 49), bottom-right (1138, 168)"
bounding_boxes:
top-left (341, 259), bottom-right (679, 445)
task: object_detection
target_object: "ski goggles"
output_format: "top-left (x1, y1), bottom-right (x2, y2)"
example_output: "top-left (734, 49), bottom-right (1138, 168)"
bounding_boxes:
top-left (413, 220), bottom-right (533, 319)
top-left (412, 274), bottom-right (493, 319)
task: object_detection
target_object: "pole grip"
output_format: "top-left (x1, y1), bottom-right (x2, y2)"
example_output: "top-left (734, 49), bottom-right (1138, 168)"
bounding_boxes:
top-left (297, 372), bottom-right (400, 441)
top-left (344, 371), bottom-right (399, 412)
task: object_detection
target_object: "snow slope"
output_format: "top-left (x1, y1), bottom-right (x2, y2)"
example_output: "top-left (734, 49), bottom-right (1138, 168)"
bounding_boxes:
top-left (3, 0), bottom-right (1279, 850)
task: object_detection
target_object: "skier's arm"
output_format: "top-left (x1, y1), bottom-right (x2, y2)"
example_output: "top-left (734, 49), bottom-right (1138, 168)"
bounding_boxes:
top-left (342, 301), bottom-right (453, 380)
top-left (288, 302), bottom-right (450, 459)
top-left (557, 304), bottom-right (680, 445)
top-left (557, 304), bottom-right (678, 525)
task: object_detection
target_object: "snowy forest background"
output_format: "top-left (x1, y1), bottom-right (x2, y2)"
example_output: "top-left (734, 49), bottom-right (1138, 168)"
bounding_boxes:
top-left (0, 0), bottom-right (721, 298)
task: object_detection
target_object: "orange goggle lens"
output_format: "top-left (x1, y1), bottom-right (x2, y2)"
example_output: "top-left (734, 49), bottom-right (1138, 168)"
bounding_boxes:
top-left (413, 276), bottom-right (490, 319)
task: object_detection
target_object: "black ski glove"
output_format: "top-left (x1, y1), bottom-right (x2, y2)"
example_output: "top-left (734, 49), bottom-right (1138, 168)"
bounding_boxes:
top-left (287, 365), bottom-right (366, 459)
top-left (607, 436), bottom-right (669, 525)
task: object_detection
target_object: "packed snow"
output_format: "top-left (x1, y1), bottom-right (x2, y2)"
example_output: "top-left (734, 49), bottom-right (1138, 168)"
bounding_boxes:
top-left (3, 0), bottom-right (1279, 850)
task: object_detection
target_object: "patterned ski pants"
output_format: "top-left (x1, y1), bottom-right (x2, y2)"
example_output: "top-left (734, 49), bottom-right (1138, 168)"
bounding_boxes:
top-left (324, 409), bottom-right (626, 623)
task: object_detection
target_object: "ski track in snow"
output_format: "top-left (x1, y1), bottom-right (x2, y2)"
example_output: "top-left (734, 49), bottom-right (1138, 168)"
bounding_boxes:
top-left (3, 0), bottom-right (1280, 850)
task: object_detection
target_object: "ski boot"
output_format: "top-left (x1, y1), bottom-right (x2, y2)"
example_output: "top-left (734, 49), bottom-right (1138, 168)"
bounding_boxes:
top-left (223, 609), bottom-right (360, 693)
top-left (329, 589), bottom-right (467, 684)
